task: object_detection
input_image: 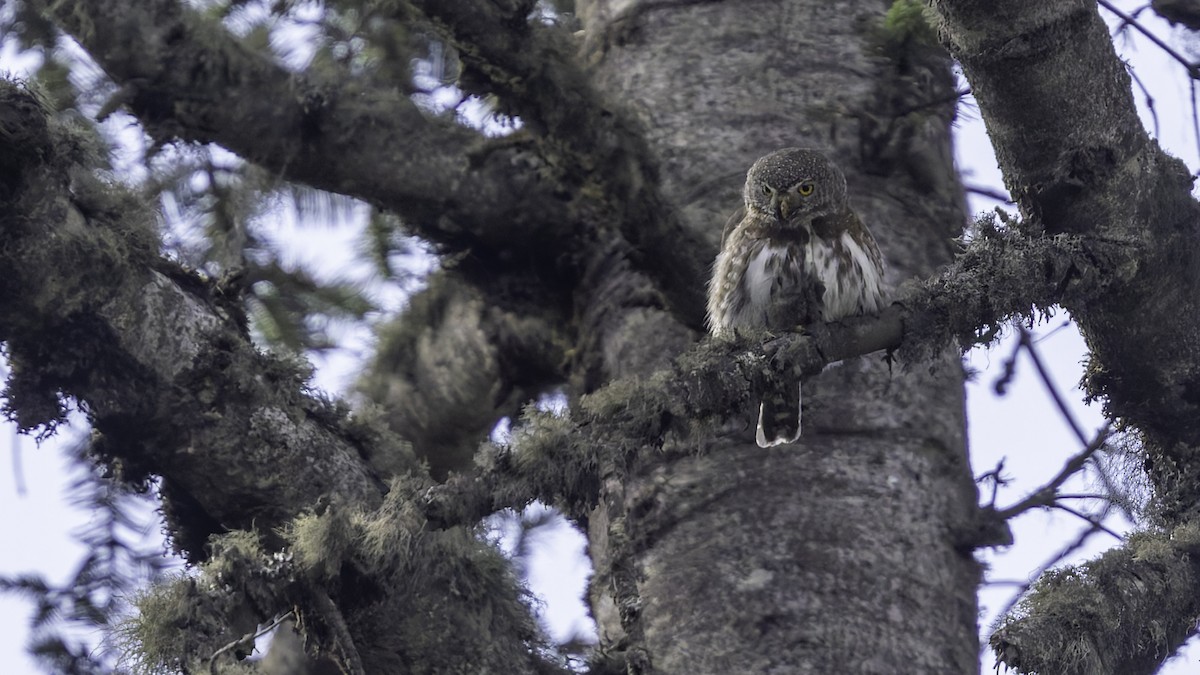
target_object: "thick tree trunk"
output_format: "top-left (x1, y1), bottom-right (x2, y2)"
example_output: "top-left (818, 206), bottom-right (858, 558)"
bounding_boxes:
top-left (935, 2), bottom-right (1200, 672)
top-left (577, 1), bottom-right (980, 671)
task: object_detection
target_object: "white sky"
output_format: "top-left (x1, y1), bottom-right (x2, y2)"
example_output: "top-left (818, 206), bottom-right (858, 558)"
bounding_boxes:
top-left (3, 1), bottom-right (1200, 672)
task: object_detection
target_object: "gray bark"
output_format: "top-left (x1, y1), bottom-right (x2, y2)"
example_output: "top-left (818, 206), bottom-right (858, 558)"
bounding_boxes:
top-left (577, 1), bottom-right (979, 671)
top-left (934, 1), bottom-right (1200, 672)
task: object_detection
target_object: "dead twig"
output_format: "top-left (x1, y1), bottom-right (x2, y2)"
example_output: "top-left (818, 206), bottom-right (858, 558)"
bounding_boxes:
top-left (1051, 502), bottom-right (1124, 540)
top-left (312, 590), bottom-right (367, 675)
top-left (1019, 327), bottom-right (1089, 447)
top-left (209, 610), bottom-right (296, 674)
top-left (995, 424), bottom-right (1112, 520)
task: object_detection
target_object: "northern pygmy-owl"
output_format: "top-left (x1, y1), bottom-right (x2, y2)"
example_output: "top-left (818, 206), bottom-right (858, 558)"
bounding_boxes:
top-left (706, 148), bottom-right (886, 446)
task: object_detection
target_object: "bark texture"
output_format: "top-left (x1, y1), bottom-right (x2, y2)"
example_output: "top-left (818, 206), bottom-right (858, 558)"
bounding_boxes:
top-left (0, 84), bottom-right (388, 547)
top-left (576, 1), bottom-right (979, 671)
top-left (934, 0), bottom-right (1200, 672)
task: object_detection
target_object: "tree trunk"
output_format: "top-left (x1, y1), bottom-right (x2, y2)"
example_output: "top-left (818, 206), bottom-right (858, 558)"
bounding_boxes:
top-left (934, 2), bottom-right (1200, 672)
top-left (577, 1), bottom-right (981, 671)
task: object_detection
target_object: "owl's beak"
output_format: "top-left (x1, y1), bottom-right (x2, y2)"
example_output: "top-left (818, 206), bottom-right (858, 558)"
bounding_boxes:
top-left (771, 193), bottom-right (793, 223)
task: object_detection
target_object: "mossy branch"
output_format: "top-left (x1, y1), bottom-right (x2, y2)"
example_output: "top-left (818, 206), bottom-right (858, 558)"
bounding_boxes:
top-left (0, 80), bottom-right (395, 559)
top-left (992, 523), bottom-right (1200, 675)
top-left (32, 0), bottom-right (711, 323)
top-left (27, 0), bottom-right (574, 257)
top-left (124, 479), bottom-right (566, 674)
top-left (421, 216), bottom-right (1123, 525)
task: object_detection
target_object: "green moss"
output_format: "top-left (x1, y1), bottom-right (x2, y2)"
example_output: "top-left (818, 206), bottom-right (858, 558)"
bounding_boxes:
top-left (880, 0), bottom-right (940, 50)
top-left (501, 405), bottom-right (603, 516)
top-left (276, 479), bottom-right (550, 673)
top-left (116, 574), bottom-right (196, 674)
top-left (354, 478), bottom-right (426, 576)
top-left (993, 529), bottom-right (1200, 674)
top-left (118, 568), bottom-right (264, 674)
top-left (287, 507), bottom-right (355, 581)
top-left (0, 82), bottom-right (162, 440)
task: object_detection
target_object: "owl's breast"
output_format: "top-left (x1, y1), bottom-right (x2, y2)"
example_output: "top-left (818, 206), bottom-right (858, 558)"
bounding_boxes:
top-left (714, 240), bottom-right (807, 330)
top-left (806, 230), bottom-right (886, 321)
top-left (743, 243), bottom-right (785, 312)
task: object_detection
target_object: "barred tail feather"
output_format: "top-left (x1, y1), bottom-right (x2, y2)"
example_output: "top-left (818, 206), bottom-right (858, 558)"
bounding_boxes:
top-left (755, 382), bottom-right (802, 447)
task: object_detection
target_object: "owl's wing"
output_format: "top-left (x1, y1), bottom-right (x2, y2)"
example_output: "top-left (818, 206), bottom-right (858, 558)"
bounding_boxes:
top-left (810, 208), bottom-right (886, 275)
top-left (720, 205), bottom-right (745, 249)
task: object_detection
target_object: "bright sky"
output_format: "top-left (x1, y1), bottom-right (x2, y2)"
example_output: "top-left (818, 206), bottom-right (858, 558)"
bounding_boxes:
top-left (3, 1), bottom-right (1200, 673)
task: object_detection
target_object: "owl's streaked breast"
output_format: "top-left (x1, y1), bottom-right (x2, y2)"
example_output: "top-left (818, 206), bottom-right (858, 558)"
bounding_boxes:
top-left (744, 244), bottom-right (790, 317)
top-left (708, 236), bottom-right (807, 331)
top-left (806, 230), bottom-right (885, 321)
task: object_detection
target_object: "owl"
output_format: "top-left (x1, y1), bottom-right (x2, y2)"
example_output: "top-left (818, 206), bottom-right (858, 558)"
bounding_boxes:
top-left (706, 148), bottom-right (886, 446)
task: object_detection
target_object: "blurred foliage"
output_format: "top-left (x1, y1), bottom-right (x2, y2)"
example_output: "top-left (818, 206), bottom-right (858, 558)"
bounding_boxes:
top-left (0, 433), bottom-right (175, 674)
top-left (247, 261), bottom-right (373, 351)
top-left (0, 0), bottom-right (470, 353)
top-left (881, 0), bottom-right (939, 50)
top-left (148, 145), bottom-right (376, 352)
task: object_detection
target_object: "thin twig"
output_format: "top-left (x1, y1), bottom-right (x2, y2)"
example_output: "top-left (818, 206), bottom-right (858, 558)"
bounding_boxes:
top-left (1097, 0), bottom-right (1200, 162)
top-left (891, 87), bottom-right (972, 118)
top-left (976, 458), bottom-right (1011, 508)
top-left (1029, 319), bottom-right (1071, 344)
top-left (983, 579), bottom-right (1036, 588)
top-left (1192, 77), bottom-right (1200, 173)
top-left (1019, 328), bottom-right (1090, 447)
top-left (1098, 0), bottom-right (1200, 78)
top-left (966, 184), bottom-right (1013, 204)
top-left (1051, 503), bottom-right (1124, 540)
top-left (209, 610), bottom-right (296, 674)
top-left (1055, 493), bottom-right (1113, 501)
top-left (1087, 448), bottom-right (1143, 523)
top-left (1113, 2), bottom-right (1152, 31)
top-left (996, 423), bottom-right (1112, 520)
top-left (992, 329), bottom-right (1023, 396)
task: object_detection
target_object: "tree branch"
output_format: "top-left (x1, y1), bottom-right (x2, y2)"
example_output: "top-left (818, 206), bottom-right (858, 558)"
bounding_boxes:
top-left (0, 81), bottom-right (395, 559)
top-left (933, 0), bottom-right (1200, 472)
top-left (31, 0), bottom-right (710, 325)
top-left (994, 424), bottom-right (1112, 521)
top-left (934, 0), bottom-right (1200, 670)
top-left (0, 65), bottom-right (1135, 549)
top-left (991, 523), bottom-right (1200, 675)
top-left (29, 0), bottom-right (577, 256)
top-left (408, 0), bottom-right (711, 321)
top-left (422, 221), bottom-right (1123, 527)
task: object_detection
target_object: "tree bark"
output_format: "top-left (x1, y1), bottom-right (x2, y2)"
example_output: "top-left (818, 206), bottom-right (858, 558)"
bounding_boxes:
top-left (935, 1), bottom-right (1200, 672)
top-left (576, 1), bottom-right (980, 671)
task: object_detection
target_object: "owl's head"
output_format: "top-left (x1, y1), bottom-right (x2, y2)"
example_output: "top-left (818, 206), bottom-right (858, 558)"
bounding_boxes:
top-left (743, 148), bottom-right (847, 224)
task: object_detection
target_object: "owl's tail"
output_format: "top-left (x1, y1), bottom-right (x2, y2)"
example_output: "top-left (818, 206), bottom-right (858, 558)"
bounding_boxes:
top-left (755, 382), bottom-right (802, 447)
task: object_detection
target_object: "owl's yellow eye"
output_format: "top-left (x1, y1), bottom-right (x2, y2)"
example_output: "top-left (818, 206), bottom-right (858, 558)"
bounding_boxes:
top-left (761, 184), bottom-right (772, 196)
top-left (797, 182), bottom-right (815, 196)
